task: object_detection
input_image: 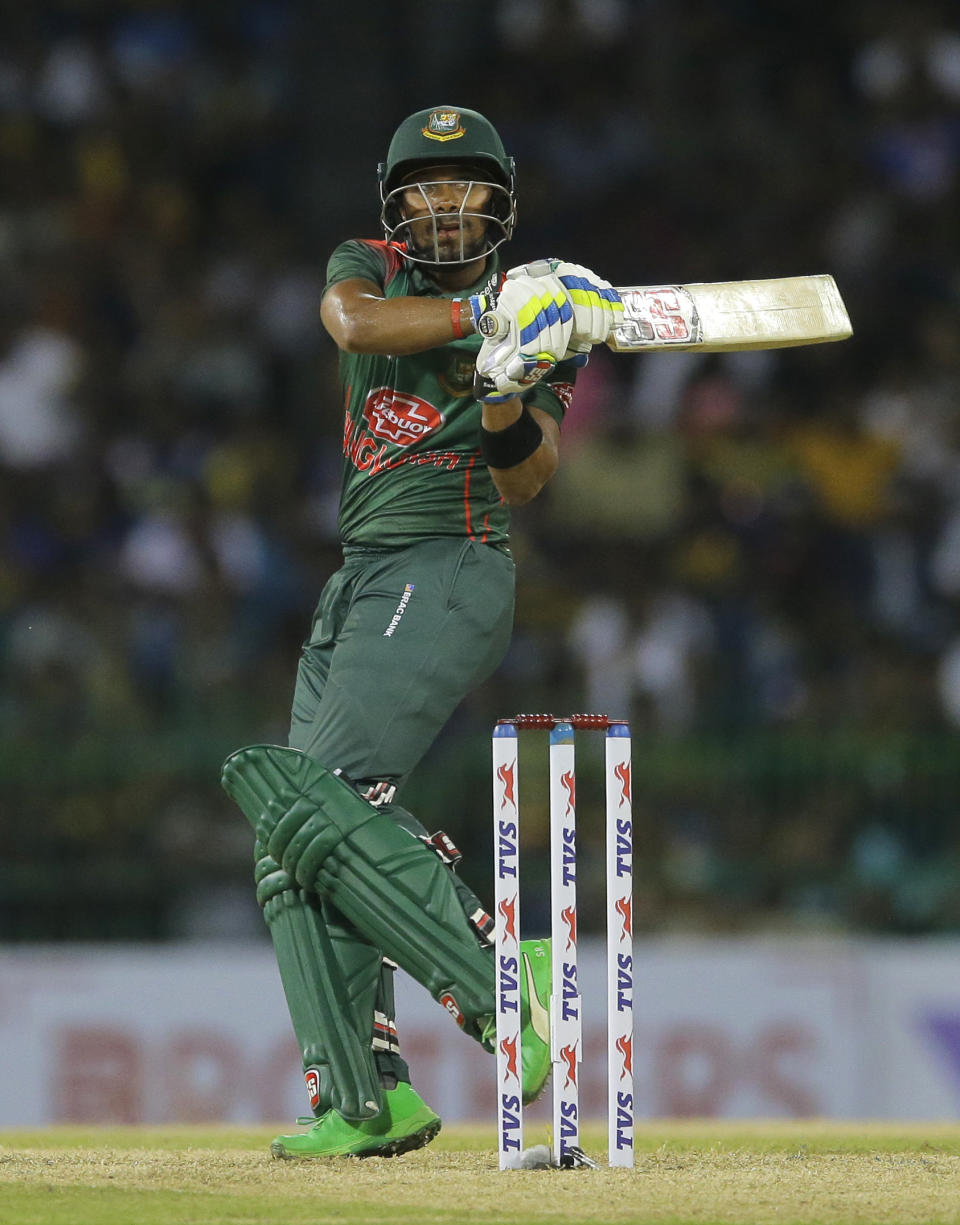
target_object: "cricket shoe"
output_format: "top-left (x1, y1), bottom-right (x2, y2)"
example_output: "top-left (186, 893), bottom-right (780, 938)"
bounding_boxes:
top-left (519, 937), bottom-right (552, 1104)
top-left (270, 1082), bottom-right (441, 1159)
top-left (484, 937), bottom-right (553, 1103)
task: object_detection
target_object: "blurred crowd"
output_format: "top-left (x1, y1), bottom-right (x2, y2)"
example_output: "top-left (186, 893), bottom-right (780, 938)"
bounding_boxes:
top-left (3, 0), bottom-right (960, 940)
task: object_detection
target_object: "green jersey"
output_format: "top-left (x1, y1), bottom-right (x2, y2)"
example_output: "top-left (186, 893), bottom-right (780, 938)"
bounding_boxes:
top-left (323, 240), bottom-right (578, 549)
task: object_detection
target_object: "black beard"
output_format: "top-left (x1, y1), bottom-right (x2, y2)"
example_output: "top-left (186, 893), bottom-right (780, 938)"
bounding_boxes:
top-left (401, 220), bottom-right (490, 265)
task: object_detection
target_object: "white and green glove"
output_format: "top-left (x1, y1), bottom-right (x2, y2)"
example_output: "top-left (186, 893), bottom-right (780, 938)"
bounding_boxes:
top-left (506, 259), bottom-right (623, 365)
top-left (472, 274), bottom-right (574, 402)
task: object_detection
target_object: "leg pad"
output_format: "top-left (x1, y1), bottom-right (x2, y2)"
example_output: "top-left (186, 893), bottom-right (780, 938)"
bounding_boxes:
top-left (223, 745), bottom-right (495, 1039)
top-left (254, 843), bottom-right (382, 1120)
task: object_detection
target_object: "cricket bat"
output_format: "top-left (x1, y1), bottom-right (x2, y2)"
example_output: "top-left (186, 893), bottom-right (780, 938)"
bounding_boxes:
top-left (607, 274), bottom-right (851, 353)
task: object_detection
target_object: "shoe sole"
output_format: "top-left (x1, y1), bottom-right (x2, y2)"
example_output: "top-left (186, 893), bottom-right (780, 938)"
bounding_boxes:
top-left (270, 1117), bottom-right (441, 1161)
top-left (361, 1117), bottom-right (442, 1159)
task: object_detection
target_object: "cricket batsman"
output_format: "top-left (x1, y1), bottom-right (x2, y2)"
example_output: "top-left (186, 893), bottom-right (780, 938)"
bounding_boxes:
top-left (221, 106), bottom-right (623, 1158)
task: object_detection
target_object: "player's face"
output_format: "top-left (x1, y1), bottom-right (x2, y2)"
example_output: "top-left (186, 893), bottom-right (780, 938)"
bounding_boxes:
top-left (398, 165), bottom-right (495, 263)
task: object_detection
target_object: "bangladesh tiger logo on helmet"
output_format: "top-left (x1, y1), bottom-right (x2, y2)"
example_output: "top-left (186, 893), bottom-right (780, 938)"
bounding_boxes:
top-left (421, 111), bottom-right (466, 141)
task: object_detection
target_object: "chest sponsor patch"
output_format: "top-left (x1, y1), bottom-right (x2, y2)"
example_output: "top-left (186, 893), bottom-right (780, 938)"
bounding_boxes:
top-left (363, 388), bottom-right (444, 446)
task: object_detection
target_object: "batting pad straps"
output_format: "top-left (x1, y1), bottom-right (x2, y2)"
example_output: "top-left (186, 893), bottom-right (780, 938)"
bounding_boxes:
top-left (480, 404), bottom-right (543, 469)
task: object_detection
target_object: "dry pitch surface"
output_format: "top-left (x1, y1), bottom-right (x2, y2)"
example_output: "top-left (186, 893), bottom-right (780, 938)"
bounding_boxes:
top-left (2, 1121), bottom-right (960, 1225)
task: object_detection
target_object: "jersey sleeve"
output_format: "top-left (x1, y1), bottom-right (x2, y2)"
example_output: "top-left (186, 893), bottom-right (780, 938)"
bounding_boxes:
top-left (323, 239), bottom-right (405, 296)
top-left (524, 359), bottom-right (579, 426)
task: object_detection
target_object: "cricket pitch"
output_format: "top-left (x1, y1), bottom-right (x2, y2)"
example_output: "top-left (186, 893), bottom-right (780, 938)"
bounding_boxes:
top-left (2, 1120), bottom-right (959, 1225)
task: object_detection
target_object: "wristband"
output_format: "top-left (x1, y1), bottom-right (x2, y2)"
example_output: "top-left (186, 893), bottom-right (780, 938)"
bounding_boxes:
top-left (480, 405), bottom-right (544, 469)
top-left (451, 298), bottom-right (467, 339)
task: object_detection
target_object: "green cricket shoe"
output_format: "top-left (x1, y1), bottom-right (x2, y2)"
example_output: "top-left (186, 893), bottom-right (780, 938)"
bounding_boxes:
top-left (519, 937), bottom-right (552, 1104)
top-left (483, 937), bottom-right (552, 1105)
top-left (270, 1082), bottom-right (441, 1160)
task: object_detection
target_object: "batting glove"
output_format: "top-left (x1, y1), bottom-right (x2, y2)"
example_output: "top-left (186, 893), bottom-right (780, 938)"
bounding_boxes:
top-left (473, 274), bottom-right (574, 401)
top-left (507, 259), bottom-right (623, 365)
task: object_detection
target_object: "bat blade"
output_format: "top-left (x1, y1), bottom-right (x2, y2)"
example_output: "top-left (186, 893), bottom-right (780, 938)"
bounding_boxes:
top-left (607, 274), bottom-right (852, 353)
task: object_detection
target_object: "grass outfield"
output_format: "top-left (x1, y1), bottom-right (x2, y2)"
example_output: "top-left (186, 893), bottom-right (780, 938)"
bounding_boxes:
top-left (2, 1121), bottom-right (960, 1225)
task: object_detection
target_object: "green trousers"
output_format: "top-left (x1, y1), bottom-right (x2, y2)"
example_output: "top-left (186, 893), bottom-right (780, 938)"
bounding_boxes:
top-left (289, 537), bottom-right (515, 781)
top-left (278, 537), bottom-right (514, 1109)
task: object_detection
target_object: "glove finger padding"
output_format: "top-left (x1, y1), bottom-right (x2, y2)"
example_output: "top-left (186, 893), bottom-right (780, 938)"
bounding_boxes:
top-left (508, 259), bottom-right (623, 354)
top-left (475, 274), bottom-right (573, 399)
top-left (551, 260), bottom-right (623, 347)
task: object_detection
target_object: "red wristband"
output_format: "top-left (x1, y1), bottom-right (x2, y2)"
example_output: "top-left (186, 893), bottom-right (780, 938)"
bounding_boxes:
top-left (451, 298), bottom-right (466, 339)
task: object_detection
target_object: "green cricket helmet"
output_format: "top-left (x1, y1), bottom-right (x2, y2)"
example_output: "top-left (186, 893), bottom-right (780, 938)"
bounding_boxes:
top-left (378, 106), bottom-right (517, 265)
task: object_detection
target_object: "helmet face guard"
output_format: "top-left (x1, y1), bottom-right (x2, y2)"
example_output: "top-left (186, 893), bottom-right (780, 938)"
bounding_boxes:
top-left (379, 174), bottom-right (516, 266)
top-left (378, 107), bottom-right (517, 265)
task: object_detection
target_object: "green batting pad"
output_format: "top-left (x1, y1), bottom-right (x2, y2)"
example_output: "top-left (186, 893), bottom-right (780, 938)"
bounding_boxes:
top-left (254, 845), bottom-right (382, 1120)
top-left (223, 745), bottom-right (495, 1039)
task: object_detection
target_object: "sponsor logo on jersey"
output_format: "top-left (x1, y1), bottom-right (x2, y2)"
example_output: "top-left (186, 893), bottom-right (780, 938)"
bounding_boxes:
top-left (343, 410), bottom-right (463, 473)
top-left (363, 388), bottom-right (443, 446)
top-left (422, 111), bottom-right (465, 142)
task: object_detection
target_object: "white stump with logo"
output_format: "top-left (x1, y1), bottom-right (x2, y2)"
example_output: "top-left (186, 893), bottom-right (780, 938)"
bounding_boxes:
top-left (493, 723), bottom-right (522, 1168)
top-left (549, 720), bottom-right (580, 1164)
top-left (605, 723), bottom-right (634, 1166)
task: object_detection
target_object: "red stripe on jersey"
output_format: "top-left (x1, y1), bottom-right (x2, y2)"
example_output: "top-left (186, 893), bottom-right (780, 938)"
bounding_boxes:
top-left (463, 455), bottom-right (476, 539)
top-left (355, 239), bottom-right (406, 289)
